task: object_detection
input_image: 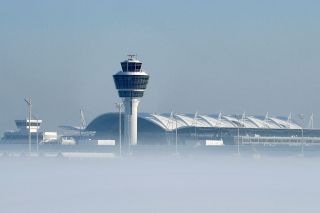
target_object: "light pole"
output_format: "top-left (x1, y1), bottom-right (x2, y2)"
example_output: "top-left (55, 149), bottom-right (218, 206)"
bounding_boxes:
top-left (128, 111), bottom-right (131, 155)
top-left (172, 113), bottom-right (178, 155)
top-left (37, 120), bottom-right (39, 153)
top-left (116, 103), bottom-right (123, 157)
top-left (235, 114), bottom-right (241, 155)
top-left (175, 116), bottom-right (178, 155)
top-left (24, 98), bottom-right (32, 155)
top-left (237, 125), bottom-right (240, 155)
top-left (193, 111), bottom-right (198, 144)
top-left (299, 114), bottom-right (305, 155)
top-left (33, 116), bottom-right (39, 153)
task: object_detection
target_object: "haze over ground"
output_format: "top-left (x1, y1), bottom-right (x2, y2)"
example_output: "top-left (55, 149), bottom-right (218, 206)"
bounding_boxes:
top-left (1, 155), bottom-right (320, 213)
top-left (1, 0), bottom-right (319, 131)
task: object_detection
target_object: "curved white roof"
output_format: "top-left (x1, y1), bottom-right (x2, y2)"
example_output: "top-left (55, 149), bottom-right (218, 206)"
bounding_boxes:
top-left (246, 116), bottom-right (280, 129)
top-left (142, 113), bottom-right (302, 131)
top-left (198, 115), bottom-right (235, 128)
top-left (268, 117), bottom-right (301, 129)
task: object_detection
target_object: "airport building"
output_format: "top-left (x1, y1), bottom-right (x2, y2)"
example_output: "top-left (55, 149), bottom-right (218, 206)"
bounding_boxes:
top-left (1, 119), bottom-right (58, 144)
top-left (3, 56), bottom-right (319, 147)
top-left (85, 112), bottom-right (320, 145)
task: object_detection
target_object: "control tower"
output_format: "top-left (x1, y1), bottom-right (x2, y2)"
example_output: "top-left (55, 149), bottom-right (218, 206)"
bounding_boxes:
top-left (113, 55), bottom-right (149, 145)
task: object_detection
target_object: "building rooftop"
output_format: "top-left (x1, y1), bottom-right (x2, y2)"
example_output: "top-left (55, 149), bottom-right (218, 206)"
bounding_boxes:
top-left (86, 112), bottom-right (304, 132)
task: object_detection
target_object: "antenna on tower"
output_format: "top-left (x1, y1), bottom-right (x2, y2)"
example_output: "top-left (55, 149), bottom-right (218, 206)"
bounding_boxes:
top-left (127, 54), bottom-right (137, 60)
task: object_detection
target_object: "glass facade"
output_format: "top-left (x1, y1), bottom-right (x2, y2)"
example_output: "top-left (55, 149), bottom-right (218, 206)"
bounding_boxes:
top-left (118, 91), bottom-right (144, 98)
top-left (15, 120), bottom-right (41, 127)
top-left (121, 62), bottom-right (142, 72)
top-left (113, 75), bottom-right (149, 90)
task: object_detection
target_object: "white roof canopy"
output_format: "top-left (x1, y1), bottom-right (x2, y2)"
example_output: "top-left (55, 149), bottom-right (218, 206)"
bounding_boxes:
top-left (142, 113), bottom-right (302, 131)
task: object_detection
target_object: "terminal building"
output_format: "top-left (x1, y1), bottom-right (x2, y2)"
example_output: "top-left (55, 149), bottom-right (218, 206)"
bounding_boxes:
top-left (85, 56), bottom-right (320, 146)
top-left (85, 112), bottom-right (320, 145)
top-left (1, 119), bottom-right (58, 144)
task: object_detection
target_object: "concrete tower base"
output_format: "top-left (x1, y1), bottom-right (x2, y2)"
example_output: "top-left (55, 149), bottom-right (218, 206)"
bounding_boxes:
top-left (123, 98), bottom-right (140, 145)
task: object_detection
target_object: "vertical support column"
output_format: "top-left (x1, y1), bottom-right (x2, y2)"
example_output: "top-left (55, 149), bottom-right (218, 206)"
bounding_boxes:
top-left (123, 98), bottom-right (130, 147)
top-left (28, 98), bottom-right (32, 154)
top-left (131, 98), bottom-right (139, 145)
top-left (123, 98), bottom-right (140, 146)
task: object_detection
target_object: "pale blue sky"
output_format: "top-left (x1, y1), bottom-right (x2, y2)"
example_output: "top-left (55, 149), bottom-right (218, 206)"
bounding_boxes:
top-left (0, 0), bottom-right (319, 131)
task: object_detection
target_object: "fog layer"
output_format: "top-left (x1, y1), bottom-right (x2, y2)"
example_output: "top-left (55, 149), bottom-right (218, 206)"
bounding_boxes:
top-left (1, 155), bottom-right (319, 213)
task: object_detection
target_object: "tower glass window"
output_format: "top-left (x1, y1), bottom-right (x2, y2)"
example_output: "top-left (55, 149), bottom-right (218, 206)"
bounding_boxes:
top-left (121, 62), bottom-right (142, 72)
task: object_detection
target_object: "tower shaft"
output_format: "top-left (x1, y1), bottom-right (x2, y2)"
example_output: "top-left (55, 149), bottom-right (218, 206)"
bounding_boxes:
top-left (123, 98), bottom-right (140, 145)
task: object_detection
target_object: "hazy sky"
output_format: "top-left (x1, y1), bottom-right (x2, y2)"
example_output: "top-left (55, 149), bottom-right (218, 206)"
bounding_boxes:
top-left (0, 0), bottom-right (319, 131)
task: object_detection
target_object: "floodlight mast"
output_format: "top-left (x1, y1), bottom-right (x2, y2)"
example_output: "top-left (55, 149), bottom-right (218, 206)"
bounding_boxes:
top-left (308, 113), bottom-right (314, 129)
top-left (33, 115), bottom-right (39, 153)
top-left (80, 109), bottom-right (86, 130)
top-left (193, 111), bottom-right (198, 143)
top-left (236, 114), bottom-right (241, 155)
top-left (113, 56), bottom-right (149, 147)
top-left (24, 98), bottom-right (32, 154)
top-left (299, 114), bottom-right (305, 155)
top-left (172, 113), bottom-right (178, 155)
top-left (116, 102), bottom-right (123, 157)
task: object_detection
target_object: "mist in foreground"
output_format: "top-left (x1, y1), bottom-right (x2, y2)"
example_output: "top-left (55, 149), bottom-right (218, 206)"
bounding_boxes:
top-left (1, 153), bottom-right (319, 213)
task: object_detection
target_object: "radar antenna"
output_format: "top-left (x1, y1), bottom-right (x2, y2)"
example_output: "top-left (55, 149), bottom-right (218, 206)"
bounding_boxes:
top-left (127, 54), bottom-right (137, 60)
